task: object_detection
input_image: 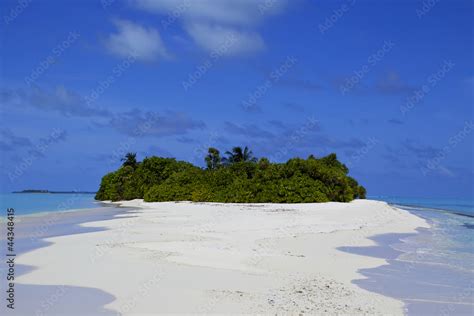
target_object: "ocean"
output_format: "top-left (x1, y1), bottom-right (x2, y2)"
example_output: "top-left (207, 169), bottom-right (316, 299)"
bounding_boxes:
top-left (372, 196), bottom-right (474, 216)
top-left (0, 193), bottom-right (100, 216)
top-left (352, 196), bottom-right (474, 315)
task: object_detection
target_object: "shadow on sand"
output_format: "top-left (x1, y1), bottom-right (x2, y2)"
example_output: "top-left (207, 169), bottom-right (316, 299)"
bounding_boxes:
top-left (1, 206), bottom-right (138, 316)
top-left (338, 230), bottom-right (474, 315)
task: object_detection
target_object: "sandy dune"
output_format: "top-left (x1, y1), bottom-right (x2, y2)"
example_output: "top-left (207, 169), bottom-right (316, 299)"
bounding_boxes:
top-left (15, 199), bottom-right (428, 315)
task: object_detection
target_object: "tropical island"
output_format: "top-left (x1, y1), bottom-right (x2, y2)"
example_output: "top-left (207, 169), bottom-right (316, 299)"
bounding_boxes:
top-left (95, 146), bottom-right (366, 203)
top-left (13, 190), bottom-right (96, 194)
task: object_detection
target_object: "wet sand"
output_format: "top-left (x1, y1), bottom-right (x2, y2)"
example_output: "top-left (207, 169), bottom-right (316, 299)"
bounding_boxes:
top-left (341, 209), bottom-right (474, 315)
top-left (0, 206), bottom-right (129, 315)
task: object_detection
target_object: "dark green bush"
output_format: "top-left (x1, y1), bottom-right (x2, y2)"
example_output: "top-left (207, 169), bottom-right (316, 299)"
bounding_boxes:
top-left (95, 150), bottom-right (366, 203)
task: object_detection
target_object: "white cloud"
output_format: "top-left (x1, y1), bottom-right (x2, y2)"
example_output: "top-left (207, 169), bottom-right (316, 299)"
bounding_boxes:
top-left (185, 22), bottom-right (264, 56)
top-left (0, 86), bottom-right (111, 117)
top-left (134, 0), bottom-right (287, 25)
top-left (132, 0), bottom-right (288, 56)
top-left (106, 19), bottom-right (170, 61)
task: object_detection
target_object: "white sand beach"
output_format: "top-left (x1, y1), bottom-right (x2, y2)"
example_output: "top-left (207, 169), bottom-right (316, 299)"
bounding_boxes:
top-left (14, 200), bottom-right (428, 315)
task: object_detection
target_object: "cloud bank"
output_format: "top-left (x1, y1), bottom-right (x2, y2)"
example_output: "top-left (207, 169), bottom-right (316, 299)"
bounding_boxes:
top-left (1, 87), bottom-right (205, 138)
top-left (106, 19), bottom-right (171, 61)
top-left (132, 0), bottom-right (289, 56)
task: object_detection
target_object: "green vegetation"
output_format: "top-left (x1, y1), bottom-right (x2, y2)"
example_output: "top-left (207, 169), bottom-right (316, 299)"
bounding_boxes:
top-left (95, 147), bottom-right (366, 203)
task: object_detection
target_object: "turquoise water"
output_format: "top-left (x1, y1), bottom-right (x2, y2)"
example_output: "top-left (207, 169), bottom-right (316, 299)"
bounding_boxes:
top-left (371, 196), bottom-right (474, 269)
top-left (358, 196), bottom-right (474, 314)
top-left (370, 195), bottom-right (474, 216)
top-left (0, 193), bottom-right (100, 216)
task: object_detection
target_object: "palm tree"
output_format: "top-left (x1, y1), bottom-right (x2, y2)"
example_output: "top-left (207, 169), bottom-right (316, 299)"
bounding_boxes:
top-left (121, 152), bottom-right (138, 169)
top-left (224, 146), bottom-right (257, 164)
top-left (205, 147), bottom-right (221, 170)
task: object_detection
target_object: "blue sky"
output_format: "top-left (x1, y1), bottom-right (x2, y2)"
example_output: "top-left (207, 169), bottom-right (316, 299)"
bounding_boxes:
top-left (0, 0), bottom-right (472, 198)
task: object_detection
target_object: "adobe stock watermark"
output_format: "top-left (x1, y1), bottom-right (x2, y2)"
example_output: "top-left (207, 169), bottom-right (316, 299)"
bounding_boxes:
top-left (346, 137), bottom-right (379, 168)
top-left (161, 0), bottom-right (190, 30)
top-left (416, 0), bottom-right (441, 19)
top-left (192, 131), bottom-right (220, 164)
top-left (101, 0), bottom-right (116, 10)
top-left (400, 60), bottom-right (454, 115)
top-left (84, 54), bottom-right (137, 106)
top-left (197, 292), bottom-right (231, 314)
top-left (182, 34), bottom-right (238, 91)
top-left (339, 40), bottom-right (395, 95)
top-left (241, 55), bottom-right (298, 112)
top-left (90, 216), bottom-right (139, 263)
top-left (117, 265), bottom-right (163, 315)
top-left (420, 121), bottom-right (474, 176)
top-left (439, 280), bottom-right (474, 316)
top-left (34, 285), bottom-right (68, 316)
top-left (29, 194), bottom-right (82, 243)
top-left (108, 113), bottom-right (161, 166)
top-left (258, 0), bottom-right (278, 15)
top-left (8, 128), bottom-right (67, 183)
top-left (24, 31), bottom-right (81, 87)
top-left (319, 0), bottom-right (356, 35)
top-left (248, 210), bottom-right (303, 267)
top-left (3, 0), bottom-right (32, 25)
top-left (270, 115), bottom-right (319, 162)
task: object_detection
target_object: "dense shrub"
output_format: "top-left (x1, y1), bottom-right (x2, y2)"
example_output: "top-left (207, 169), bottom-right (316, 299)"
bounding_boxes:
top-left (95, 149), bottom-right (367, 203)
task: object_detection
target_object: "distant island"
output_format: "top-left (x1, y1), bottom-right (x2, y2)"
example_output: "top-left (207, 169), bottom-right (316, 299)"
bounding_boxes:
top-left (13, 190), bottom-right (96, 194)
top-left (95, 146), bottom-right (366, 203)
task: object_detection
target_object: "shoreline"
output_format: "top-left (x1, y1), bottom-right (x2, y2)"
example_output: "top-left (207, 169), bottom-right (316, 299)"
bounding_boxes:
top-left (0, 203), bottom-right (108, 221)
top-left (347, 204), bottom-right (474, 315)
top-left (6, 199), bottom-right (428, 314)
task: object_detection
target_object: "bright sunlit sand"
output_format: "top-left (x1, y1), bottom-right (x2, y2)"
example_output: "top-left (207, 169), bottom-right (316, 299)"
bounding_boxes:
top-left (13, 199), bottom-right (428, 315)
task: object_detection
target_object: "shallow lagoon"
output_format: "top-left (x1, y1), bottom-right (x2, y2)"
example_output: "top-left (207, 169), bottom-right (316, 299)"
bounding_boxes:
top-left (342, 201), bottom-right (474, 315)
